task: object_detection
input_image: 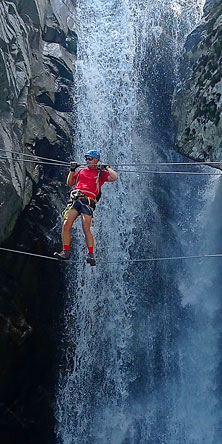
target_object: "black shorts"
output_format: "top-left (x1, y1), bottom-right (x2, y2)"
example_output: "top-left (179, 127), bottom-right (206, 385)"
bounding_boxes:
top-left (63, 197), bottom-right (96, 219)
top-left (73, 198), bottom-right (96, 216)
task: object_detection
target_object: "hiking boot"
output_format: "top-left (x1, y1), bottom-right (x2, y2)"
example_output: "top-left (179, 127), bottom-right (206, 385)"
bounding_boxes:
top-left (86, 252), bottom-right (96, 266)
top-left (54, 250), bottom-right (70, 260)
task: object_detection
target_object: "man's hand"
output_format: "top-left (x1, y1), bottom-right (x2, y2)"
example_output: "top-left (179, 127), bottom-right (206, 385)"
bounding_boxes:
top-left (70, 161), bottom-right (80, 172)
top-left (99, 163), bottom-right (110, 171)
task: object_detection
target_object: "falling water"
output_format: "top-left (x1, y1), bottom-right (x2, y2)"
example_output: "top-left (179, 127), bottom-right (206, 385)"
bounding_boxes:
top-left (56, 1), bottom-right (222, 443)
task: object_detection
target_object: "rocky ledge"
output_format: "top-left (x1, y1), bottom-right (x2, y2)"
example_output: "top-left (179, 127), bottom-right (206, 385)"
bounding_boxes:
top-left (172, 0), bottom-right (222, 165)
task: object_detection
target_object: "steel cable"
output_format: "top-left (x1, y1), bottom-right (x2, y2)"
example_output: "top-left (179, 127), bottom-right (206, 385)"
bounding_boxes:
top-left (0, 247), bottom-right (222, 263)
top-left (0, 148), bottom-right (221, 168)
top-left (0, 156), bottom-right (222, 175)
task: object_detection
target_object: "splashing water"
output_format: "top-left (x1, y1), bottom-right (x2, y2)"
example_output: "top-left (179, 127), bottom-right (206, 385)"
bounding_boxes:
top-left (55, 1), bottom-right (222, 443)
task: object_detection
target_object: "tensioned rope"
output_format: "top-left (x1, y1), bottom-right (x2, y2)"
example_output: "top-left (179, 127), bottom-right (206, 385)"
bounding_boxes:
top-left (0, 247), bottom-right (59, 261)
top-left (0, 148), bottom-right (69, 164)
top-left (0, 155), bottom-right (222, 175)
top-left (0, 247), bottom-right (221, 263)
top-left (113, 161), bottom-right (222, 166)
top-left (117, 170), bottom-right (222, 175)
top-left (0, 148), bottom-right (221, 168)
top-left (0, 155), bottom-right (69, 167)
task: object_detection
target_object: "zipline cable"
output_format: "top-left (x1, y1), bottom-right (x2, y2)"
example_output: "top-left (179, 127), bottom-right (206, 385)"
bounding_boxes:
top-left (117, 169), bottom-right (222, 176)
top-left (0, 247), bottom-right (221, 263)
top-left (0, 156), bottom-right (222, 175)
top-left (0, 148), bottom-right (221, 167)
top-left (0, 155), bottom-right (70, 168)
top-left (110, 253), bottom-right (222, 263)
top-left (0, 247), bottom-right (59, 261)
top-left (112, 161), bottom-right (222, 166)
top-left (0, 148), bottom-right (70, 165)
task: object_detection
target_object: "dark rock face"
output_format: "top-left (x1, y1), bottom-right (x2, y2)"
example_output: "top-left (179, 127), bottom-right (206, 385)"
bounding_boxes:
top-left (0, 240), bottom-right (65, 444)
top-left (0, 1), bottom-right (76, 442)
top-left (172, 2), bottom-right (222, 164)
top-left (0, 0), bottom-right (77, 243)
top-left (204, 0), bottom-right (221, 15)
top-left (0, 173), bottom-right (70, 443)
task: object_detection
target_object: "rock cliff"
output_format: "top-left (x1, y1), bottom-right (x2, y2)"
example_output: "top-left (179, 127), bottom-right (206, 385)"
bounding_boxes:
top-left (0, 1), bottom-right (76, 442)
top-left (0, 0), bottom-right (77, 243)
top-left (172, 0), bottom-right (222, 164)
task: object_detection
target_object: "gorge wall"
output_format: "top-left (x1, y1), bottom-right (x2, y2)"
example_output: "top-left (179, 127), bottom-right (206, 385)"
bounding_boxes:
top-left (172, 0), bottom-right (222, 164)
top-left (0, 0), bottom-right (77, 242)
top-left (0, 1), bottom-right (76, 443)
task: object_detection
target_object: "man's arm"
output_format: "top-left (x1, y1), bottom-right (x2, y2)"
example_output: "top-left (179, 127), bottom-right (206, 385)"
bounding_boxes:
top-left (67, 162), bottom-right (81, 186)
top-left (107, 167), bottom-right (118, 182)
top-left (67, 170), bottom-right (78, 186)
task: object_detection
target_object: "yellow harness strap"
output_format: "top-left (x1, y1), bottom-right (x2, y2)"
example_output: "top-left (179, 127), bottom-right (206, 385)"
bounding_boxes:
top-left (79, 196), bottom-right (97, 206)
top-left (96, 170), bottom-right (101, 194)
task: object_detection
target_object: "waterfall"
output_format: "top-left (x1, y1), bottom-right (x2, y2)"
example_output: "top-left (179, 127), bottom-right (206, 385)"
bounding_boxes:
top-left (55, 1), bottom-right (222, 443)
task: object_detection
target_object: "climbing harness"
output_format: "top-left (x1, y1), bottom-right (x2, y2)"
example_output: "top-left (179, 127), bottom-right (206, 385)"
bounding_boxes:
top-left (62, 189), bottom-right (98, 219)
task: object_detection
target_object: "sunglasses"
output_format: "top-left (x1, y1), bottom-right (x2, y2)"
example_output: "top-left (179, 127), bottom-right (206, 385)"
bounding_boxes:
top-left (85, 156), bottom-right (94, 161)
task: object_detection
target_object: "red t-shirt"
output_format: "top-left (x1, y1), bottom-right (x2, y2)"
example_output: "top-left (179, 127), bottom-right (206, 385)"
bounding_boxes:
top-left (73, 168), bottom-right (110, 198)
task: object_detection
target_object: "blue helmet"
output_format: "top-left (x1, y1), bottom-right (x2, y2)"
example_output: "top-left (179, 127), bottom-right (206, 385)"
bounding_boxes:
top-left (85, 149), bottom-right (100, 160)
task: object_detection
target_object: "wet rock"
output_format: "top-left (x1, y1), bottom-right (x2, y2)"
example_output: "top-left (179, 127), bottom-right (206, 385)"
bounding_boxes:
top-left (204, 0), bottom-right (221, 16)
top-left (0, 175), bottom-right (67, 444)
top-left (172, 2), bottom-right (222, 165)
top-left (0, 1), bottom-right (75, 442)
top-left (0, 0), bottom-right (76, 244)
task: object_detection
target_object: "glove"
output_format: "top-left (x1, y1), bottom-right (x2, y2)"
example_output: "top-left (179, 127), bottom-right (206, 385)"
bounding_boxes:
top-left (99, 163), bottom-right (110, 171)
top-left (70, 161), bottom-right (80, 172)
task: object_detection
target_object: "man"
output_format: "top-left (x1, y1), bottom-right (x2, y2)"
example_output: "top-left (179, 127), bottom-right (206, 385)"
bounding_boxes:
top-left (54, 150), bottom-right (118, 265)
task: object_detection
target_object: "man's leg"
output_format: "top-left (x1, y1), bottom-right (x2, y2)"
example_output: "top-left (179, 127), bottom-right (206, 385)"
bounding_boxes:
top-left (54, 208), bottom-right (79, 260)
top-left (81, 213), bottom-right (94, 248)
top-left (62, 208), bottom-right (79, 247)
top-left (81, 214), bottom-right (96, 266)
